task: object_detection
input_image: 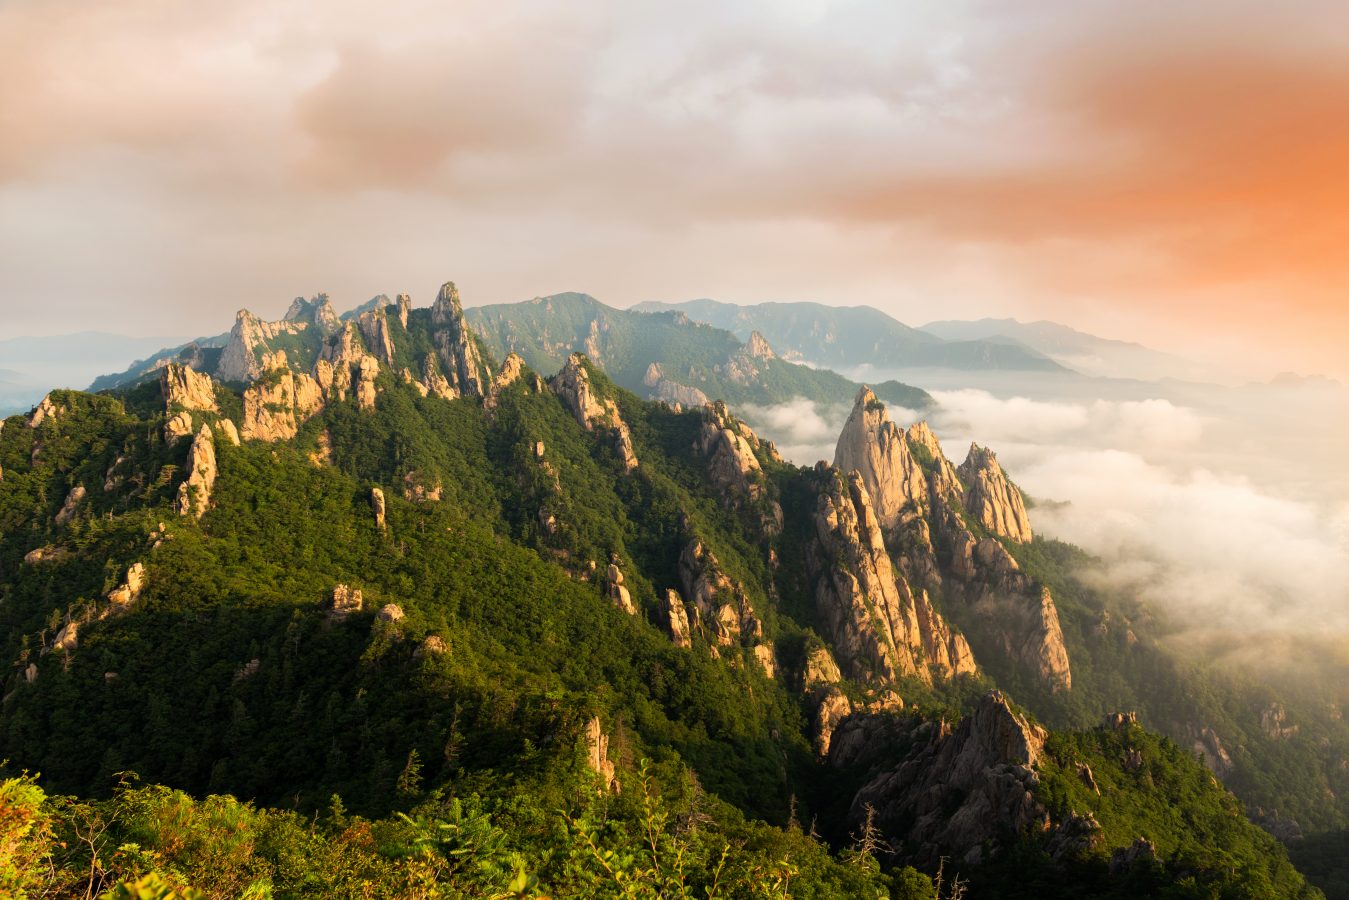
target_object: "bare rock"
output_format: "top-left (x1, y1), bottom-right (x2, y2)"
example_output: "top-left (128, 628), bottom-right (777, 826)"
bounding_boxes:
top-left (377, 603), bottom-right (405, 623)
top-left (746, 330), bottom-right (775, 359)
top-left (241, 368), bottom-right (324, 442)
top-left (164, 411), bottom-right (194, 443)
top-left (694, 402), bottom-right (782, 535)
top-left (807, 469), bottom-right (975, 685)
top-left (843, 691), bottom-right (1049, 867)
top-left (584, 715), bottom-right (619, 792)
top-left (28, 394), bottom-right (65, 429)
top-left (417, 635), bottom-right (448, 657)
top-left (551, 354), bottom-right (638, 471)
top-left (958, 444), bottom-right (1033, 543)
top-left (24, 545), bottom-right (70, 566)
top-left (329, 584), bottom-right (363, 619)
top-left (175, 425), bottom-right (217, 519)
top-left (1110, 838), bottom-right (1157, 874)
top-left (160, 363), bottom-right (218, 413)
top-left (217, 419), bottom-right (241, 446)
top-left (371, 487), bottom-right (387, 531)
top-left (803, 646), bottom-right (843, 690)
top-left (357, 300), bottom-right (397, 365)
top-left (753, 643), bottom-right (777, 678)
top-left (317, 322), bottom-right (381, 410)
top-left (55, 484), bottom-right (87, 526)
top-left (107, 562), bottom-right (146, 606)
top-left (52, 621), bottom-right (79, 652)
top-left (834, 388), bottom-right (929, 530)
top-left (484, 352), bottom-right (527, 413)
top-left (815, 686), bottom-right (853, 756)
top-left (605, 557), bottom-right (637, 615)
top-left (216, 308), bottom-right (312, 383)
top-left (661, 589), bottom-right (692, 649)
top-left (431, 281), bottom-right (490, 397)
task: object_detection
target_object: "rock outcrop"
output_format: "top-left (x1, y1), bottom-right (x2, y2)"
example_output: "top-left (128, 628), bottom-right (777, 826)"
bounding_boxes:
top-left (357, 300), bottom-right (397, 365)
top-left (55, 484), bottom-right (86, 526)
top-left (216, 309), bottom-right (310, 383)
top-left (551, 354), bottom-right (638, 471)
top-left (807, 468), bottom-right (975, 685)
top-left (642, 363), bottom-right (710, 408)
top-left (284, 294), bottom-right (341, 334)
top-left (584, 716), bottom-right (619, 792)
top-left (371, 487), bottom-right (387, 531)
top-left (316, 323), bottom-right (380, 410)
top-left (28, 394), bottom-right (65, 429)
top-left (829, 391), bottom-right (1071, 694)
top-left (661, 589), bottom-right (692, 649)
top-left (240, 368), bottom-right (324, 442)
top-left (160, 363), bottom-right (218, 413)
top-left (840, 691), bottom-right (1049, 866)
top-left (834, 387), bottom-right (928, 530)
top-left (175, 424), bottom-right (217, 519)
top-left (328, 584), bottom-right (363, 619)
top-left (107, 562), bottom-right (146, 607)
top-left (52, 621), bottom-right (79, 652)
top-left (431, 282), bottom-right (489, 398)
top-left (746, 330), bottom-right (775, 360)
top-left (484, 352), bottom-right (526, 413)
top-left (957, 444), bottom-right (1033, 543)
top-left (605, 557), bottom-right (637, 615)
top-left (694, 402), bottom-right (782, 535)
top-left (677, 539), bottom-right (761, 647)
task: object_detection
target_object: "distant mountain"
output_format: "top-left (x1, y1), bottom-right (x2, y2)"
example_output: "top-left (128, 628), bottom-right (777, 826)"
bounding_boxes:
top-left (919, 317), bottom-right (1204, 381)
top-left (468, 292), bottom-right (934, 410)
top-left (633, 299), bottom-right (1066, 372)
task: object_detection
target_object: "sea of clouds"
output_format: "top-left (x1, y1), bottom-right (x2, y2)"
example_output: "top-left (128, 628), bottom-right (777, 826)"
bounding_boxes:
top-left (740, 386), bottom-right (1349, 641)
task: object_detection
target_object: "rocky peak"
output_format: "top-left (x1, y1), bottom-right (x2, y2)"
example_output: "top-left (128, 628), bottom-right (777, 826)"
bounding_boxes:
top-left (957, 444), bottom-right (1033, 543)
top-left (431, 281), bottom-right (489, 397)
top-left (284, 294), bottom-right (340, 334)
top-left (395, 293), bottom-right (411, 327)
top-left (216, 309), bottom-right (310, 384)
top-left (807, 468), bottom-right (976, 685)
top-left (693, 402), bottom-right (782, 534)
top-left (746, 330), bottom-right (775, 359)
top-left (905, 420), bottom-right (961, 498)
top-left (484, 353), bottom-right (527, 413)
top-left (605, 556), bottom-right (637, 615)
top-left (241, 367), bottom-right (324, 442)
top-left (160, 363), bottom-right (218, 413)
top-left (317, 322), bottom-right (380, 410)
top-left (356, 302), bottom-right (396, 365)
top-left (843, 691), bottom-right (1049, 866)
top-left (175, 424), bottom-right (217, 519)
top-left (551, 354), bottom-right (638, 471)
top-left (834, 387), bottom-right (928, 531)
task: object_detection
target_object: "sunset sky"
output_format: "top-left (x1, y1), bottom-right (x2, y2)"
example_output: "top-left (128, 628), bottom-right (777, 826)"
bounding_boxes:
top-left (2, 0), bottom-right (1347, 379)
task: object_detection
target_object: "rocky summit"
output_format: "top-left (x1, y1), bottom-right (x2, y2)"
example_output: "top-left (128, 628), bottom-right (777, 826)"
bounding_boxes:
top-left (0, 280), bottom-right (1328, 899)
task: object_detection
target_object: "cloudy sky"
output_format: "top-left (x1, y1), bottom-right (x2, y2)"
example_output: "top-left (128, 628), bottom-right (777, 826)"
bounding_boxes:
top-left (2, 0), bottom-right (1346, 378)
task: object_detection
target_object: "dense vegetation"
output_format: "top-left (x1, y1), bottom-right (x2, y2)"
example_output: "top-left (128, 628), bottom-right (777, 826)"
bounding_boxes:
top-left (0, 355), bottom-right (1329, 896)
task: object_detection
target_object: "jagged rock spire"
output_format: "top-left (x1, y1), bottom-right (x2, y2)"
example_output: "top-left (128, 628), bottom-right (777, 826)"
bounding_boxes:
top-left (958, 443), bottom-right (1033, 543)
top-left (431, 281), bottom-right (490, 397)
top-left (833, 387), bottom-right (928, 530)
top-left (808, 467), bottom-right (975, 685)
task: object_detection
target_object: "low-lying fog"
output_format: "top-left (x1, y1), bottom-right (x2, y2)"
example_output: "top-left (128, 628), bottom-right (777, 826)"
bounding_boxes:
top-left (738, 366), bottom-right (1349, 657)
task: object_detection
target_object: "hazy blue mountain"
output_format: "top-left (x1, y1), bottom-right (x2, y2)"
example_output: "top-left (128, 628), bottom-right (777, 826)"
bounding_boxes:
top-left (920, 317), bottom-right (1206, 381)
top-left (633, 298), bottom-right (1066, 372)
top-left (468, 292), bottom-right (934, 410)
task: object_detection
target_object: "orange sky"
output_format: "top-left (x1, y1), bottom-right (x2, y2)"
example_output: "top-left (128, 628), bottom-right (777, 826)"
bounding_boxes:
top-left (1, 0), bottom-right (1346, 379)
